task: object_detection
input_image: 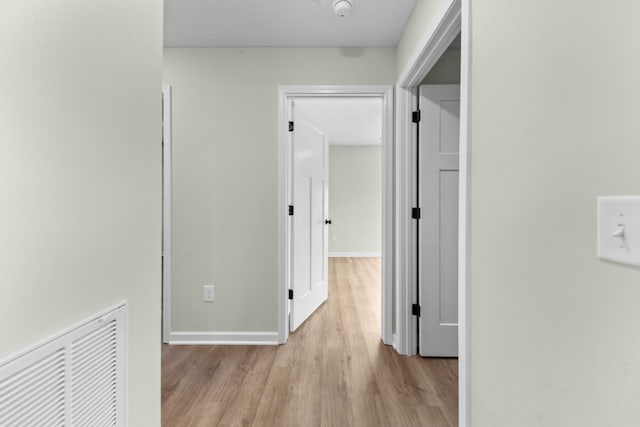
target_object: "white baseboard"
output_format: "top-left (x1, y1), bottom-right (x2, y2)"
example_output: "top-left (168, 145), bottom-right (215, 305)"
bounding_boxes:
top-left (392, 333), bottom-right (399, 351)
top-left (329, 252), bottom-right (381, 258)
top-left (168, 331), bottom-right (279, 346)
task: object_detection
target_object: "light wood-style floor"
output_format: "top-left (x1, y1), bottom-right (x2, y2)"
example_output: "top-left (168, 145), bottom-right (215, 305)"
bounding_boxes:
top-left (162, 257), bottom-right (458, 426)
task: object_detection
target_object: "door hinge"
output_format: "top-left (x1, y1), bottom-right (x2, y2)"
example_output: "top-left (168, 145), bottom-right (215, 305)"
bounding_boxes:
top-left (289, 121), bottom-right (294, 132)
top-left (411, 207), bottom-right (421, 219)
top-left (288, 205), bottom-right (294, 216)
top-left (412, 110), bottom-right (421, 123)
top-left (412, 304), bottom-right (421, 317)
top-left (288, 289), bottom-right (294, 300)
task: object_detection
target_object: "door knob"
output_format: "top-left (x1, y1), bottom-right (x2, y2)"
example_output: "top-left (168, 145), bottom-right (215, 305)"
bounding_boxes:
top-left (325, 219), bottom-right (332, 225)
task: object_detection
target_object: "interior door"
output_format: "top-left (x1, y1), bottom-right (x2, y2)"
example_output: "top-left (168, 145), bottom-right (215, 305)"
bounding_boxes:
top-left (418, 84), bottom-right (460, 357)
top-left (290, 119), bottom-right (329, 331)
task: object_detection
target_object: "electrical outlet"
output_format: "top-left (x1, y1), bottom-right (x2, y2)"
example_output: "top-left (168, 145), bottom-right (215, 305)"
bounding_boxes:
top-left (203, 285), bottom-right (215, 302)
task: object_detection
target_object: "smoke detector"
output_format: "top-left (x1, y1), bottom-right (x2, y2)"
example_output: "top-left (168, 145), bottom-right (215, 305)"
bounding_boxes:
top-left (332, 0), bottom-right (353, 18)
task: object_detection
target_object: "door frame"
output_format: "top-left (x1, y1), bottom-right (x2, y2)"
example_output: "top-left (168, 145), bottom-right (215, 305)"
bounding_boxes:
top-left (395, 0), bottom-right (470, 424)
top-left (162, 85), bottom-right (172, 344)
top-left (277, 85), bottom-right (394, 345)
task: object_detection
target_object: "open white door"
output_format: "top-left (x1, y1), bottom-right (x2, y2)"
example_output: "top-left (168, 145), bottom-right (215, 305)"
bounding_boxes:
top-left (290, 119), bottom-right (329, 332)
top-left (418, 84), bottom-right (460, 357)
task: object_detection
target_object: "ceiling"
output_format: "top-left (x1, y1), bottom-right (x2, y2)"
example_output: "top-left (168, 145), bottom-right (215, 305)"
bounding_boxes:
top-left (294, 98), bottom-right (382, 146)
top-left (164, 0), bottom-right (417, 48)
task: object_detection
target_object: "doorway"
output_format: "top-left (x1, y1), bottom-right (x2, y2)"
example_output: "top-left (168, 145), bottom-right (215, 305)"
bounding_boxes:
top-left (289, 98), bottom-right (384, 331)
top-left (277, 86), bottom-right (393, 345)
top-left (395, 0), bottom-right (470, 423)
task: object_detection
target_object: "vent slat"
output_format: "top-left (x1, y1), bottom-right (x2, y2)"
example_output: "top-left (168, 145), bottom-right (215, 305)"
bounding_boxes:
top-left (0, 360), bottom-right (64, 399)
top-left (74, 388), bottom-right (117, 427)
top-left (72, 358), bottom-right (116, 399)
top-left (72, 345), bottom-right (116, 375)
top-left (92, 406), bottom-right (117, 427)
top-left (0, 305), bottom-right (125, 427)
top-left (72, 341), bottom-right (116, 371)
top-left (6, 390), bottom-right (66, 427)
top-left (72, 320), bottom-right (115, 345)
top-left (71, 334), bottom-right (118, 425)
top-left (86, 402), bottom-right (117, 427)
top-left (72, 370), bottom-right (116, 416)
top-left (0, 349), bottom-right (66, 427)
top-left (72, 327), bottom-right (116, 362)
top-left (0, 350), bottom-right (65, 399)
top-left (74, 353), bottom-right (115, 376)
top-left (70, 318), bottom-right (119, 427)
top-left (0, 363), bottom-right (65, 411)
top-left (72, 322), bottom-right (116, 354)
top-left (73, 319), bottom-right (115, 342)
top-left (72, 341), bottom-right (117, 373)
top-left (2, 398), bottom-right (64, 427)
top-left (0, 374), bottom-right (65, 421)
top-left (72, 334), bottom-right (116, 372)
top-left (1, 380), bottom-right (65, 426)
top-left (73, 373), bottom-right (116, 412)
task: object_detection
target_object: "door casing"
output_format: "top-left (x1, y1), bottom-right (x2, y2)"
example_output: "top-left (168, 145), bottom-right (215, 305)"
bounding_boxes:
top-left (162, 84), bottom-right (172, 344)
top-left (277, 86), bottom-right (394, 346)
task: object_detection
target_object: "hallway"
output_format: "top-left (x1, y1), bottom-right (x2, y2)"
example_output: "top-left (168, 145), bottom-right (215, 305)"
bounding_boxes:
top-left (162, 258), bottom-right (458, 426)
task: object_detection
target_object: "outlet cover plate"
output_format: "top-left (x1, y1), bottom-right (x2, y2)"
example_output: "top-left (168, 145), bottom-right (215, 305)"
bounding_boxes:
top-left (203, 285), bottom-right (215, 302)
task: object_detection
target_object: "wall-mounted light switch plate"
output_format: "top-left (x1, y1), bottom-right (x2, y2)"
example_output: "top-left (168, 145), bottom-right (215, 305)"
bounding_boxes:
top-left (597, 196), bottom-right (640, 267)
top-left (203, 285), bottom-right (215, 302)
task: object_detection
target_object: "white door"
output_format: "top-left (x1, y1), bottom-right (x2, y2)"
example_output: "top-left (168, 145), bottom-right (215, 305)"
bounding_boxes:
top-left (418, 84), bottom-right (460, 357)
top-left (290, 119), bottom-right (329, 331)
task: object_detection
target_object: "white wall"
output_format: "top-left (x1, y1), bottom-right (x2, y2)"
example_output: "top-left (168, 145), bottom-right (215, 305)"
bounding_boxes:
top-left (471, 1), bottom-right (640, 425)
top-left (421, 46), bottom-right (460, 85)
top-left (163, 48), bottom-right (395, 334)
top-left (328, 146), bottom-right (382, 255)
top-left (0, 1), bottom-right (163, 425)
top-left (396, 0), bottom-right (452, 76)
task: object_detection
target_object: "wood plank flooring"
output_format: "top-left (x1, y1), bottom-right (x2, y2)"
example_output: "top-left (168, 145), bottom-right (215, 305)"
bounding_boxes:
top-left (162, 257), bottom-right (458, 426)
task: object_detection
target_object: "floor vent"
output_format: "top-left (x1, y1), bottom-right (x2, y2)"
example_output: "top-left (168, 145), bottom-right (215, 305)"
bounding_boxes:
top-left (0, 303), bottom-right (126, 426)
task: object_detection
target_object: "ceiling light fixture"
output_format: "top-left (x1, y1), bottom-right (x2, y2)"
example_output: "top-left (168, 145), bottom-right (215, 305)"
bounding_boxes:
top-left (332, 0), bottom-right (353, 18)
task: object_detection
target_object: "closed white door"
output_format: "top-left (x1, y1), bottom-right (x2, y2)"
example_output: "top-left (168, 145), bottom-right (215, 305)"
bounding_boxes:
top-left (290, 119), bottom-right (329, 331)
top-left (418, 84), bottom-right (460, 357)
